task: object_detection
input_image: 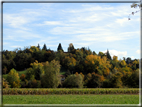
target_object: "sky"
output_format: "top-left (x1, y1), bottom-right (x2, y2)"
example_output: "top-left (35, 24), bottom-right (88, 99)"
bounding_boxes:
top-left (3, 2), bottom-right (140, 60)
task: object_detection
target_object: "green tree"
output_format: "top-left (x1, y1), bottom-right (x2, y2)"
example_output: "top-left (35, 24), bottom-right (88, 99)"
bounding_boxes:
top-left (37, 43), bottom-right (40, 49)
top-left (25, 68), bottom-right (35, 80)
top-left (63, 74), bottom-right (83, 88)
top-left (41, 60), bottom-right (61, 88)
top-left (120, 60), bottom-right (127, 68)
top-left (93, 51), bottom-right (97, 55)
top-left (63, 56), bottom-right (77, 72)
top-left (42, 44), bottom-right (48, 51)
top-left (29, 60), bottom-right (44, 80)
top-left (6, 68), bottom-right (21, 88)
top-left (98, 51), bottom-right (105, 58)
top-left (57, 43), bottom-right (64, 52)
top-left (106, 49), bottom-right (112, 60)
top-left (109, 72), bottom-right (123, 88)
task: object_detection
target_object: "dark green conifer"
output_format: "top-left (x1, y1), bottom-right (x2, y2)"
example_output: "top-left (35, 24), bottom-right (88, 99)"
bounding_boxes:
top-left (37, 44), bottom-right (40, 49)
top-left (106, 49), bottom-right (111, 60)
top-left (42, 44), bottom-right (47, 51)
top-left (57, 43), bottom-right (64, 52)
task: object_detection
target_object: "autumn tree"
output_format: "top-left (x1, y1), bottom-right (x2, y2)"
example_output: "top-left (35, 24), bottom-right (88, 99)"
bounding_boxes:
top-left (68, 43), bottom-right (75, 53)
top-left (6, 68), bottom-right (21, 88)
top-left (85, 72), bottom-right (105, 88)
top-left (63, 56), bottom-right (77, 72)
top-left (3, 78), bottom-right (10, 88)
top-left (119, 60), bottom-right (127, 68)
top-left (25, 60), bottom-right (43, 83)
top-left (111, 56), bottom-right (120, 69)
top-left (85, 55), bottom-right (111, 75)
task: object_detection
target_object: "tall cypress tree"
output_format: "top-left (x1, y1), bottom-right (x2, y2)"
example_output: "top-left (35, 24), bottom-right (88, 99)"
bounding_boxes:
top-left (106, 49), bottom-right (111, 60)
top-left (42, 44), bottom-right (47, 51)
top-left (57, 43), bottom-right (64, 52)
top-left (37, 44), bottom-right (40, 49)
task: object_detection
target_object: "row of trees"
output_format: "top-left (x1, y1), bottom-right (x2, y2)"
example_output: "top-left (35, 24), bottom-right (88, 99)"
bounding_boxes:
top-left (2, 43), bottom-right (140, 88)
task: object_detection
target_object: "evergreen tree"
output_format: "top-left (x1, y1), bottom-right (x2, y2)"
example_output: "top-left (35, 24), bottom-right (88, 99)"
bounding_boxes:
top-left (57, 43), bottom-right (64, 52)
top-left (93, 51), bottom-right (97, 55)
top-left (106, 49), bottom-right (112, 60)
top-left (37, 44), bottom-right (40, 49)
top-left (42, 44), bottom-right (47, 51)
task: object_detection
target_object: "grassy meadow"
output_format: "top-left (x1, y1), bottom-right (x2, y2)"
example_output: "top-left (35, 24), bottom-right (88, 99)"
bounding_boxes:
top-left (3, 94), bottom-right (139, 104)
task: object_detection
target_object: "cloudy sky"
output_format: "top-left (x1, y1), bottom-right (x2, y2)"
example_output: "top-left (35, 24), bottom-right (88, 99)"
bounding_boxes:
top-left (3, 2), bottom-right (140, 60)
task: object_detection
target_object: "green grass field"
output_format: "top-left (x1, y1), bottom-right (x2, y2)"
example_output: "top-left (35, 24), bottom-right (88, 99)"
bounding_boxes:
top-left (3, 95), bottom-right (139, 104)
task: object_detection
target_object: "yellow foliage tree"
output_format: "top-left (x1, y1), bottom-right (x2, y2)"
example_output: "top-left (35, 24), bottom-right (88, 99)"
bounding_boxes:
top-left (30, 60), bottom-right (44, 80)
top-left (6, 68), bottom-right (21, 88)
top-left (85, 55), bottom-right (111, 76)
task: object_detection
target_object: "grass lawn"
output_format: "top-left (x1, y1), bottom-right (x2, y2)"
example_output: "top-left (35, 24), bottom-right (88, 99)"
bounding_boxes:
top-left (3, 94), bottom-right (139, 104)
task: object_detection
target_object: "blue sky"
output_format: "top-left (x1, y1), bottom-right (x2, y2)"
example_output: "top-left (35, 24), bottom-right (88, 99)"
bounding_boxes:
top-left (3, 2), bottom-right (140, 60)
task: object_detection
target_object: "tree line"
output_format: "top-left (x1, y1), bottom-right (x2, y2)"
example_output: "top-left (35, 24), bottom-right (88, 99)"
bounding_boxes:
top-left (2, 43), bottom-right (140, 88)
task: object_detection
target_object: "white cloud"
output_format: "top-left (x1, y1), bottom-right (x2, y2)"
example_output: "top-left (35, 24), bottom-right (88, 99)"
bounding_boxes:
top-left (131, 56), bottom-right (135, 59)
top-left (110, 50), bottom-right (127, 57)
top-left (4, 14), bottom-right (29, 29)
top-left (115, 18), bottom-right (129, 26)
top-left (37, 21), bottom-right (62, 26)
top-left (136, 50), bottom-right (140, 54)
top-left (103, 50), bottom-right (127, 58)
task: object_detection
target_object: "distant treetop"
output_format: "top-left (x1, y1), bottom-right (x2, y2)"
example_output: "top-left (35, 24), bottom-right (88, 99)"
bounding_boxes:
top-left (57, 43), bottom-right (64, 52)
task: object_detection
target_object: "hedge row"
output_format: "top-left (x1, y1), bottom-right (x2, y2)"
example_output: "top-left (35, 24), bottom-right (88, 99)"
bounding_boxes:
top-left (3, 88), bottom-right (139, 95)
